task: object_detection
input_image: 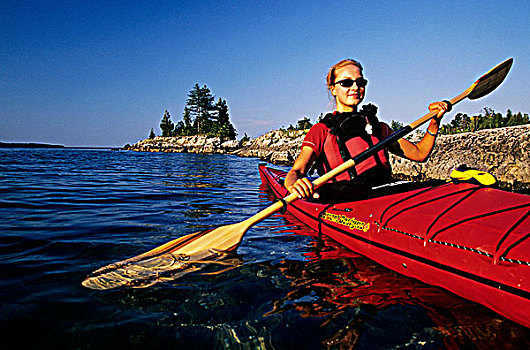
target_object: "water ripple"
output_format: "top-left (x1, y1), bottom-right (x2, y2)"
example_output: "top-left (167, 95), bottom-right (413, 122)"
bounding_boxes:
top-left (0, 149), bottom-right (528, 349)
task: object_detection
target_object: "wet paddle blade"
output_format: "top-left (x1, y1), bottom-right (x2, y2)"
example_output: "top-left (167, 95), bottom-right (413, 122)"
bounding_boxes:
top-left (468, 58), bottom-right (513, 100)
top-left (82, 252), bottom-right (206, 290)
top-left (82, 221), bottom-right (251, 290)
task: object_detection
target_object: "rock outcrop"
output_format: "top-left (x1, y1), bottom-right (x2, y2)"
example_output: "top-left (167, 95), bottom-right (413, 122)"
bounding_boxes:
top-left (232, 129), bottom-right (306, 165)
top-left (126, 136), bottom-right (241, 154)
top-left (126, 125), bottom-right (530, 191)
top-left (389, 125), bottom-right (530, 191)
top-left (235, 125), bottom-right (530, 191)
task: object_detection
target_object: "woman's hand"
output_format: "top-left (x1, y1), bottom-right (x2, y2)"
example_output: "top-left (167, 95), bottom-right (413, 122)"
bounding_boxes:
top-left (395, 100), bottom-right (451, 162)
top-left (284, 146), bottom-right (319, 199)
top-left (287, 177), bottom-right (319, 199)
top-left (428, 101), bottom-right (451, 120)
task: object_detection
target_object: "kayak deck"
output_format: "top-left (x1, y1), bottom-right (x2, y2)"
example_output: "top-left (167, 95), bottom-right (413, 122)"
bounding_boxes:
top-left (259, 165), bottom-right (530, 328)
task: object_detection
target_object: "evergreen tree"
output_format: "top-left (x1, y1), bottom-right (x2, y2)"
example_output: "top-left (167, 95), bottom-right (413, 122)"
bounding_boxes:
top-left (296, 117), bottom-right (312, 130)
top-left (390, 120), bottom-right (404, 131)
top-left (506, 109), bottom-right (513, 121)
top-left (440, 107), bottom-right (529, 135)
top-left (171, 84), bottom-right (238, 138)
top-left (149, 128), bottom-right (156, 139)
top-left (187, 84), bottom-right (215, 135)
top-left (215, 98), bottom-right (236, 139)
top-left (173, 121), bottom-right (185, 136)
top-left (174, 107), bottom-right (193, 136)
top-left (160, 110), bottom-right (174, 137)
top-left (183, 107), bottom-right (193, 133)
top-left (240, 133), bottom-right (250, 143)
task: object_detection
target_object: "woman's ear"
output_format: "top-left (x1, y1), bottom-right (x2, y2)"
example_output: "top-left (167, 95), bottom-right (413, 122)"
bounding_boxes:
top-left (329, 85), bottom-right (336, 97)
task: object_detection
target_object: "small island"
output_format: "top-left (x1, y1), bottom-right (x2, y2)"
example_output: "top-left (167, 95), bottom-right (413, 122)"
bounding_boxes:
top-left (0, 142), bottom-right (65, 149)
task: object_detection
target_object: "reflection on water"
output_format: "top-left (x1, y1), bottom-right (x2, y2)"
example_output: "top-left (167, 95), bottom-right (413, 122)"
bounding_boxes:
top-left (0, 149), bottom-right (528, 349)
top-left (185, 202), bottom-right (231, 219)
top-left (258, 186), bottom-right (530, 349)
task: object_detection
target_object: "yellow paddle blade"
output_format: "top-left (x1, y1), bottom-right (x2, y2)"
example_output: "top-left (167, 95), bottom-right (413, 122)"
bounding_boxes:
top-left (450, 165), bottom-right (497, 186)
top-left (81, 253), bottom-right (205, 290)
top-left (82, 221), bottom-right (251, 290)
top-left (81, 247), bottom-right (242, 290)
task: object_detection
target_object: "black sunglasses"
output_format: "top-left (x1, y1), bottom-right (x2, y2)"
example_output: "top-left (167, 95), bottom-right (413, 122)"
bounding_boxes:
top-left (334, 77), bottom-right (368, 88)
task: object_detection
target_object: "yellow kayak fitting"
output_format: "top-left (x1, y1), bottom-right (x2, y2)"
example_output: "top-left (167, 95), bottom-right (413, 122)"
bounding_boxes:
top-left (450, 165), bottom-right (497, 186)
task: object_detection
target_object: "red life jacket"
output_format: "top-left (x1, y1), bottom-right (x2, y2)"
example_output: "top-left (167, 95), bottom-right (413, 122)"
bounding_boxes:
top-left (315, 104), bottom-right (391, 184)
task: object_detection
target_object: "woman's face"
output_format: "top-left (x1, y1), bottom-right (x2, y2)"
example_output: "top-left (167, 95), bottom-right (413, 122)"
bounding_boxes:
top-left (329, 64), bottom-right (365, 112)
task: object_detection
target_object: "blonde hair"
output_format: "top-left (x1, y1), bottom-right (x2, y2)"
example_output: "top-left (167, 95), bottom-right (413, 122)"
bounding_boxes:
top-left (326, 58), bottom-right (364, 91)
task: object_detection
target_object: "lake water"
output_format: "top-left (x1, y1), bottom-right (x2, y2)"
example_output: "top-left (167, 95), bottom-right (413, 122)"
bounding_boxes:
top-left (0, 149), bottom-right (528, 349)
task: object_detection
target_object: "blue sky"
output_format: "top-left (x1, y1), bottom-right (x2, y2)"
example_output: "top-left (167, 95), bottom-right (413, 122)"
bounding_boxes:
top-left (1, 0), bottom-right (529, 147)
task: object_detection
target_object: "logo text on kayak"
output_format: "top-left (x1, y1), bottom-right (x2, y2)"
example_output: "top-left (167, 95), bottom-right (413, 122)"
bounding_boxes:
top-left (321, 212), bottom-right (370, 232)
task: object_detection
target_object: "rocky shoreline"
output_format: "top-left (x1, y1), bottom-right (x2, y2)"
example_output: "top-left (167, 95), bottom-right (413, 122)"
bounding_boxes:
top-left (126, 136), bottom-right (241, 154)
top-left (126, 125), bottom-right (530, 191)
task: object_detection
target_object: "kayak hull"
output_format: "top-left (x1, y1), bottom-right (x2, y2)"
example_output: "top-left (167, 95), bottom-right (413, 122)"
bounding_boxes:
top-left (259, 165), bottom-right (530, 328)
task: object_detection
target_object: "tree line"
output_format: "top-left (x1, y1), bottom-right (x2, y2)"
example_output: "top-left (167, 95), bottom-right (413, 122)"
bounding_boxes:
top-left (279, 116), bottom-right (314, 132)
top-left (391, 107), bottom-right (528, 135)
top-left (149, 97), bottom-right (528, 142)
top-left (150, 84), bottom-right (237, 140)
top-left (439, 108), bottom-right (529, 134)
top-left (284, 107), bottom-right (529, 135)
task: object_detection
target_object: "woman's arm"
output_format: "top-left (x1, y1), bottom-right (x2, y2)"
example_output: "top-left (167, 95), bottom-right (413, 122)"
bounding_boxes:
top-left (391, 101), bottom-right (449, 162)
top-left (284, 146), bottom-right (318, 199)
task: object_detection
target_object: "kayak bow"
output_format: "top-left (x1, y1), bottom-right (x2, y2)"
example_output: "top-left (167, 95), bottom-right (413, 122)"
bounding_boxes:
top-left (259, 165), bottom-right (530, 328)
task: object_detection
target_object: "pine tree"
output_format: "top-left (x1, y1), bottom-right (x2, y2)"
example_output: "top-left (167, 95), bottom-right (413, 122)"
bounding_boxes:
top-left (160, 110), bottom-right (174, 137)
top-left (172, 84), bottom-right (238, 138)
top-left (187, 84), bottom-right (215, 135)
top-left (240, 133), bottom-right (250, 143)
top-left (173, 121), bottom-right (185, 136)
top-left (183, 107), bottom-right (192, 133)
top-left (215, 98), bottom-right (236, 139)
top-left (174, 107), bottom-right (193, 136)
top-left (149, 128), bottom-right (156, 139)
top-left (440, 107), bottom-right (529, 135)
top-left (296, 117), bottom-right (312, 130)
top-left (391, 120), bottom-right (404, 131)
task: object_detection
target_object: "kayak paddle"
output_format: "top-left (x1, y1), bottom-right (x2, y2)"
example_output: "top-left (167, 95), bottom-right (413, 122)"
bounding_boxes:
top-left (82, 58), bottom-right (513, 290)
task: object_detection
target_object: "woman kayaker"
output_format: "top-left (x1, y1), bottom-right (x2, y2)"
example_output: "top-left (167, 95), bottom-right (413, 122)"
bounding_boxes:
top-left (285, 58), bottom-right (450, 200)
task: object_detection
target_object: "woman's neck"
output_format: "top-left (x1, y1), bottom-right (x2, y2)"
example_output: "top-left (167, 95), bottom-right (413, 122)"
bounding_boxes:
top-left (336, 105), bottom-right (358, 113)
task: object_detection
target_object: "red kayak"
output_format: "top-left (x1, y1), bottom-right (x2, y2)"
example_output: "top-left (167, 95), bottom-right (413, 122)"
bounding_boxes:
top-left (259, 165), bottom-right (530, 328)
